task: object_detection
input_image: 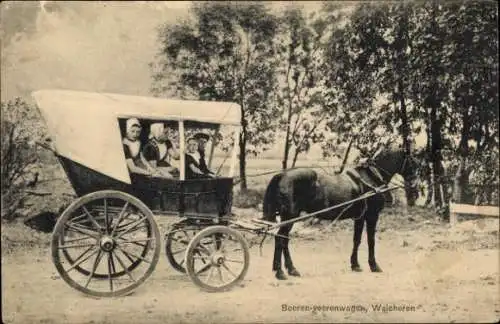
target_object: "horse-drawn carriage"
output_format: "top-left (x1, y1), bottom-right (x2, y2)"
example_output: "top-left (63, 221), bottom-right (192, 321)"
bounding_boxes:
top-left (34, 89), bottom-right (416, 298)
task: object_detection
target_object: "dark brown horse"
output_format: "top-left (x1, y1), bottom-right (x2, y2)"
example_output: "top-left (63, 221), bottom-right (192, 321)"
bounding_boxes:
top-left (261, 143), bottom-right (419, 280)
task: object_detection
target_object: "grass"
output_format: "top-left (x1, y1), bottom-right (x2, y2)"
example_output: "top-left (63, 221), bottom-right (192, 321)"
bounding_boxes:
top-left (1, 220), bottom-right (52, 256)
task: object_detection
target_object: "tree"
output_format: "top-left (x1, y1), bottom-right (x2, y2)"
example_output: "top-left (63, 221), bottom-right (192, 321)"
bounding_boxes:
top-left (407, 1), bottom-right (452, 209)
top-left (150, 2), bottom-right (281, 190)
top-left (440, 1), bottom-right (499, 204)
top-left (323, 3), bottom-right (398, 170)
top-left (1, 98), bottom-right (45, 220)
top-left (275, 5), bottom-right (337, 169)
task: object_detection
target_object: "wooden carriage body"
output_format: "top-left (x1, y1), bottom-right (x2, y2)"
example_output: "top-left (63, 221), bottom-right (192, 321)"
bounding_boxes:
top-left (33, 89), bottom-right (241, 219)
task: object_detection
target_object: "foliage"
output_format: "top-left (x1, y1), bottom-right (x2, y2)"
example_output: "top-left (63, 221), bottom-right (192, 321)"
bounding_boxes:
top-left (150, 1), bottom-right (498, 207)
top-left (274, 5), bottom-right (339, 168)
top-left (323, 3), bottom-right (399, 162)
top-left (150, 2), bottom-right (281, 190)
top-left (1, 98), bottom-right (46, 221)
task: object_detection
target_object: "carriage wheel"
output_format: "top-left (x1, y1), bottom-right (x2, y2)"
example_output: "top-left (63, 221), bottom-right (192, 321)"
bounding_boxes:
top-left (51, 190), bottom-right (161, 297)
top-left (165, 227), bottom-right (200, 273)
top-left (61, 216), bottom-right (151, 279)
top-left (185, 226), bottom-right (249, 292)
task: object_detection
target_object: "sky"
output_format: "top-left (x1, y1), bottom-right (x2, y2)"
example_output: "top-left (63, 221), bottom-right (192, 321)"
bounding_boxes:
top-left (1, 1), bottom-right (417, 161)
top-left (1, 1), bottom-right (191, 101)
top-left (0, 1), bottom-right (347, 102)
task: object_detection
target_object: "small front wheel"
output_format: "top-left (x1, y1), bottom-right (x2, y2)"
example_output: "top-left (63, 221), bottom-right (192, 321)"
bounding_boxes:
top-left (185, 226), bottom-right (249, 292)
top-left (165, 226), bottom-right (200, 273)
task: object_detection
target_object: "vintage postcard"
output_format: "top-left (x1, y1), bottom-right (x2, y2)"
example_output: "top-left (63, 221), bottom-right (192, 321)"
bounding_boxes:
top-left (1, 1), bottom-right (498, 323)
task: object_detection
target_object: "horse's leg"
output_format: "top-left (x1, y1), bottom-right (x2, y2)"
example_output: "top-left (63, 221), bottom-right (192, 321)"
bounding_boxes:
top-left (282, 224), bottom-right (300, 277)
top-left (273, 225), bottom-right (289, 280)
top-left (350, 218), bottom-right (364, 272)
top-left (366, 213), bottom-right (383, 272)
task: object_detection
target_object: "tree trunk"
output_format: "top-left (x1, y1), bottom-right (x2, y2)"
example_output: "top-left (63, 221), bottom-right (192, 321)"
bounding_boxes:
top-left (239, 128), bottom-right (247, 192)
top-left (453, 108), bottom-right (470, 204)
top-left (291, 147), bottom-right (301, 168)
top-left (282, 104), bottom-right (293, 170)
top-left (339, 138), bottom-right (353, 174)
top-left (430, 102), bottom-right (448, 210)
top-left (398, 79), bottom-right (415, 206)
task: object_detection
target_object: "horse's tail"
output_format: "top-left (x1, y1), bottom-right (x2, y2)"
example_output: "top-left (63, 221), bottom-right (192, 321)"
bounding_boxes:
top-left (262, 173), bottom-right (284, 222)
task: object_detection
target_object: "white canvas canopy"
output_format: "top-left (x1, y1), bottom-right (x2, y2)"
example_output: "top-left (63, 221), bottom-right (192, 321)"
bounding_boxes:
top-left (33, 89), bottom-right (241, 183)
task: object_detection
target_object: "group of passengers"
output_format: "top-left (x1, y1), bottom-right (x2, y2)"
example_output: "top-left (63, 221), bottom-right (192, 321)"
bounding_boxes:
top-left (122, 118), bottom-right (216, 179)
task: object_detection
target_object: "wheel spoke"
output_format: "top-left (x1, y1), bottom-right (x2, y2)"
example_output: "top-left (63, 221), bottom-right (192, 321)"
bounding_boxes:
top-left (116, 246), bottom-right (152, 264)
top-left (111, 202), bottom-right (129, 236)
top-left (120, 248), bottom-right (136, 264)
top-left (66, 248), bottom-right (99, 273)
top-left (195, 244), bottom-right (212, 256)
top-left (68, 213), bottom-right (89, 225)
top-left (82, 206), bottom-right (102, 231)
top-left (206, 267), bottom-right (215, 283)
top-left (104, 198), bottom-right (109, 233)
top-left (217, 267), bottom-right (224, 282)
top-left (116, 237), bottom-right (152, 246)
top-left (216, 234), bottom-right (226, 252)
top-left (113, 251), bottom-right (136, 282)
top-left (222, 263), bottom-right (237, 279)
top-left (58, 242), bottom-right (97, 250)
top-left (171, 248), bottom-right (186, 255)
top-left (196, 263), bottom-right (212, 275)
top-left (65, 223), bottom-right (100, 239)
top-left (115, 216), bottom-right (148, 239)
top-left (63, 236), bottom-right (95, 244)
top-left (107, 252), bottom-right (114, 292)
top-left (84, 250), bottom-right (104, 288)
top-left (224, 258), bottom-right (244, 264)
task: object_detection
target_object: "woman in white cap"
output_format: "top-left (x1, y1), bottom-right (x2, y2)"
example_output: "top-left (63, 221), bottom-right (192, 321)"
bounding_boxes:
top-left (141, 122), bottom-right (180, 178)
top-left (122, 118), bottom-right (151, 175)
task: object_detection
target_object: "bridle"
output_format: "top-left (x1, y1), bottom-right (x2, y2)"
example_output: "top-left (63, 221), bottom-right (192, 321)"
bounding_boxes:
top-left (365, 151), bottom-right (417, 188)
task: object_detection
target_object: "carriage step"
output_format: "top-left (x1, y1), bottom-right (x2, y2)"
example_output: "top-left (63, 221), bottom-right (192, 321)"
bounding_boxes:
top-left (251, 218), bottom-right (276, 227)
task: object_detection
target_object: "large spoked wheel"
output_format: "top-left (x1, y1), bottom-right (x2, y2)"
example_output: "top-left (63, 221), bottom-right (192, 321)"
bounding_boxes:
top-left (51, 190), bottom-right (161, 297)
top-left (185, 226), bottom-right (250, 292)
top-left (61, 218), bottom-right (151, 279)
top-left (165, 226), bottom-right (200, 273)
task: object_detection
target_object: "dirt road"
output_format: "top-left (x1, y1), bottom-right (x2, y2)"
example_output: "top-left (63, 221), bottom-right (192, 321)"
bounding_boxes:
top-left (2, 214), bottom-right (499, 323)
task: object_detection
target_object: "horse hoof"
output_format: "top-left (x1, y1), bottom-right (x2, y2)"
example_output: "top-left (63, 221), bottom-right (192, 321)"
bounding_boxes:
top-left (370, 264), bottom-right (383, 273)
top-left (288, 268), bottom-right (301, 277)
top-left (275, 270), bottom-right (288, 280)
top-left (351, 265), bottom-right (362, 272)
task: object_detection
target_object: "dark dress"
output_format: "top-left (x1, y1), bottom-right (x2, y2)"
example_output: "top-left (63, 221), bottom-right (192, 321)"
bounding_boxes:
top-left (123, 140), bottom-right (146, 168)
top-left (142, 139), bottom-right (173, 167)
top-left (142, 139), bottom-right (179, 177)
top-left (185, 153), bottom-right (211, 179)
top-left (198, 151), bottom-right (214, 175)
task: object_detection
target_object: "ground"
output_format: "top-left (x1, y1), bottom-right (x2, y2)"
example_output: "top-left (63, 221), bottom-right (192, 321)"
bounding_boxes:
top-left (2, 206), bottom-right (499, 324)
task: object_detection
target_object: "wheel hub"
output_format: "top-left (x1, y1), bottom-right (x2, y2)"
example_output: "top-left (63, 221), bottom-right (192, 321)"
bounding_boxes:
top-left (99, 236), bottom-right (116, 252)
top-left (211, 252), bottom-right (225, 266)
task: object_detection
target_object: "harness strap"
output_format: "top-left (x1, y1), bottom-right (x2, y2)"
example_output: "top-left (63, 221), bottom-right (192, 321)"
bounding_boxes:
top-left (367, 165), bottom-right (385, 185)
top-left (345, 168), bottom-right (380, 192)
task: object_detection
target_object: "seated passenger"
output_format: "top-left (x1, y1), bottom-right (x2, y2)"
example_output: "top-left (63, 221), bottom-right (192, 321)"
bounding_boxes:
top-left (193, 132), bottom-right (216, 177)
top-left (122, 118), bottom-right (151, 176)
top-left (185, 137), bottom-right (215, 179)
top-left (141, 123), bottom-right (180, 178)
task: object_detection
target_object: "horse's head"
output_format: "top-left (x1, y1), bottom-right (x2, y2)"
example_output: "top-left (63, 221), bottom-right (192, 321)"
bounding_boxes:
top-left (369, 142), bottom-right (419, 199)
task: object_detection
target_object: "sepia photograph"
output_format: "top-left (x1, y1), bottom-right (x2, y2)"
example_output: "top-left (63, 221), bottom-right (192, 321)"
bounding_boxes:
top-left (1, 1), bottom-right (498, 323)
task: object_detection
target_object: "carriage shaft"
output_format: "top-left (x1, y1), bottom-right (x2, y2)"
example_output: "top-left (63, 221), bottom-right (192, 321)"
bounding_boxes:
top-left (268, 184), bottom-right (401, 230)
